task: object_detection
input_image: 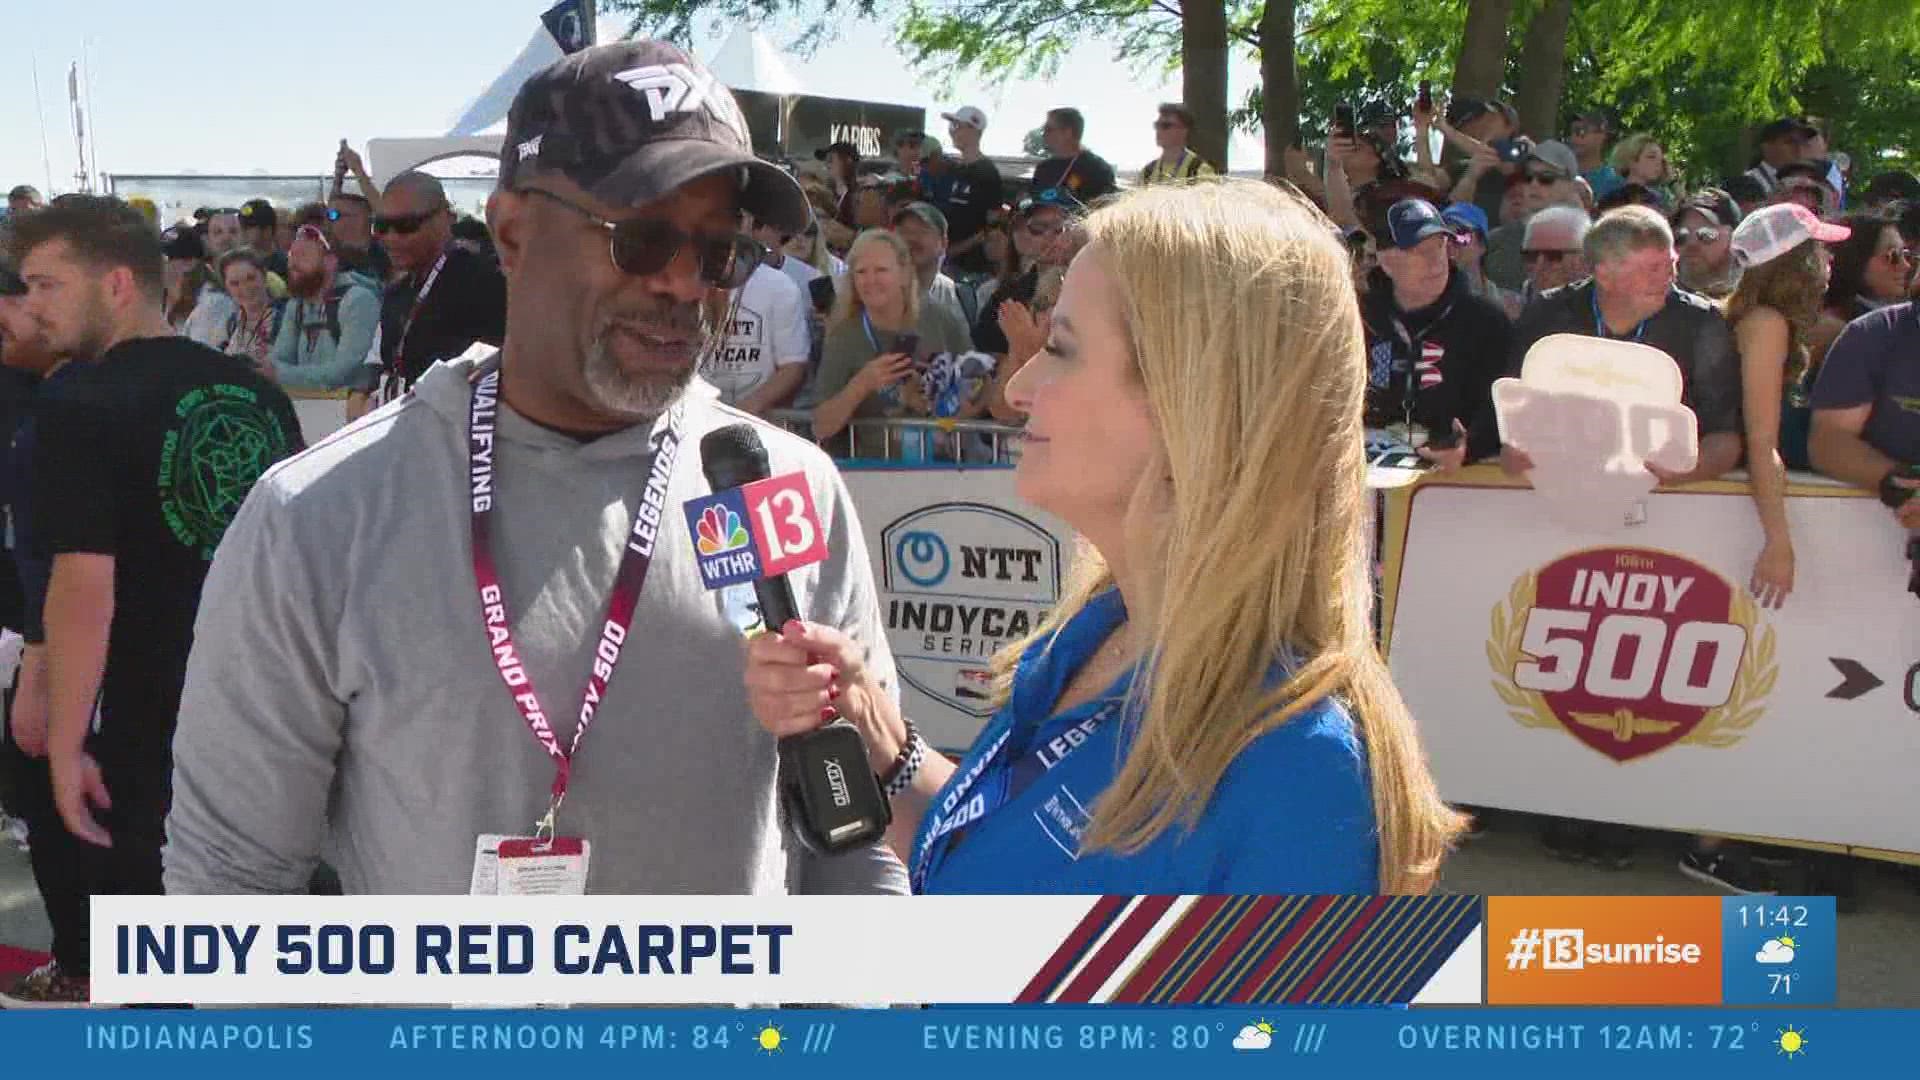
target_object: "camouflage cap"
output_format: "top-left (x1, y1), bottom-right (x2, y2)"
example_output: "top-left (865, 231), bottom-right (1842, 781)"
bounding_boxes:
top-left (499, 40), bottom-right (809, 234)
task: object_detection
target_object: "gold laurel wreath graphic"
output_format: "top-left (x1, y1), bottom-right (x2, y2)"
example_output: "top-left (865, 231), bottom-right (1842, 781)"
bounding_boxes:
top-left (1486, 569), bottom-right (1778, 752)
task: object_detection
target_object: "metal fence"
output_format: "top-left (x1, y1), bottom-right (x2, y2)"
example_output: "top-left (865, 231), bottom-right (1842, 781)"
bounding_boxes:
top-left (766, 410), bottom-right (1025, 466)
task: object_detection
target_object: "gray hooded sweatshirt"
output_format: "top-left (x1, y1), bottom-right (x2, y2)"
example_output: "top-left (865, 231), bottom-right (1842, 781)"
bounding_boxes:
top-left (164, 346), bottom-right (906, 896)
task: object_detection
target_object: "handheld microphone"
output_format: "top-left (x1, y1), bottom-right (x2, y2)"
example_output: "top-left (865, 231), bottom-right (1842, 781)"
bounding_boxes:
top-left (698, 425), bottom-right (892, 855)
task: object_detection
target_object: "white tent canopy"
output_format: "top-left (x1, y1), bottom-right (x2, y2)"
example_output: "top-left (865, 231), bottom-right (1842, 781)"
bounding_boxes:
top-left (705, 26), bottom-right (805, 96)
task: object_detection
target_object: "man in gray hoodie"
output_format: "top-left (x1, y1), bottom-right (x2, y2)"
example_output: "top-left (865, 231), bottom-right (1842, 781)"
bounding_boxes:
top-left (164, 41), bottom-right (906, 897)
top-left (268, 224), bottom-right (381, 392)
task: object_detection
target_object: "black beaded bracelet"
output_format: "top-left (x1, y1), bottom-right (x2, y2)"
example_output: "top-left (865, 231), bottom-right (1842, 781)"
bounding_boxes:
top-left (878, 715), bottom-right (927, 798)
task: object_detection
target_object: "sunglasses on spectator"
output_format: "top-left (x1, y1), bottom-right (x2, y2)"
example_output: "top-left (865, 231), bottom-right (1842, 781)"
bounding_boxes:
top-left (1568, 125), bottom-right (1596, 137)
top-left (1881, 247), bottom-right (1915, 266)
top-left (1674, 226), bottom-right (1722, 246)
top-left (1522, 171), bottom-right (1562, 186)
top-left (373, 208), bottom-right (444, 236)
top-left (1023, 219), bottom-right (1068, 238)
top-left (1153, 120), bottom-right (1182, 130)
top-left (1522, 249), bottom-right (1575, 265)
top-left (293, 224), bottom-right (332, 251)
top-left (325, 207), bottom-right (343, 222)
top-left (518, 186), bottom-right (756, 289)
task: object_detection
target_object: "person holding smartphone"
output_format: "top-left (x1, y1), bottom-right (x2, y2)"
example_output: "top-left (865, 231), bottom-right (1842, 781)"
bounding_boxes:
top-left (810, 229), bottom-right (971, 457)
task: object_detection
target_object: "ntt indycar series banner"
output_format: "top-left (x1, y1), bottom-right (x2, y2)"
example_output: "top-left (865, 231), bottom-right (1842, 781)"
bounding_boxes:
top-left (90, 895), bottom-right (1483, 1006)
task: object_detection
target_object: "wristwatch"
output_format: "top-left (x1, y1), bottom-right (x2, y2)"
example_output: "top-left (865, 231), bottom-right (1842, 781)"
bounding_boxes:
top-left (1879, 467), bottom-right (1916, 509)
top-left (879, 715), bottom-right (929, 799)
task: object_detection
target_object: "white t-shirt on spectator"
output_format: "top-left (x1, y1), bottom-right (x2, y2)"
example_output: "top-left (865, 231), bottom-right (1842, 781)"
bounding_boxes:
top-left (774, 253), bottom-right (822, 294)
top-left (925, 272), bottom-right (969, 330)
top-left (703, 263), bottom-right (811, 407)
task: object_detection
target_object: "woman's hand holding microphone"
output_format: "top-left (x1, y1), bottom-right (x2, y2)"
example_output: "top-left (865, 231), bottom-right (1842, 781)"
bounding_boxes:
top-left (743, 620), bottom-right (955, 865)
top-left (744, 620), bottom-right (906, 778)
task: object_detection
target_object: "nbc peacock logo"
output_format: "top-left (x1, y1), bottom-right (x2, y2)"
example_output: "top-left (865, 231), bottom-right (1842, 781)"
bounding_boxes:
top-left (696, 504), bottom-right (750, 556)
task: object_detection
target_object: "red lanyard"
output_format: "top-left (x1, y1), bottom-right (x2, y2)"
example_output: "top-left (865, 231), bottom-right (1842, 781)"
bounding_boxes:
top-left (466, 359), bottom-right (684, 836)
top-left (392, 250), bottom-right (449, 379)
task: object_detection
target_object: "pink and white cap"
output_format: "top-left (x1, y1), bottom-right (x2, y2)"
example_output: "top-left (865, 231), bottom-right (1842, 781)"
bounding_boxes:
top-left (1730, 203), bottom-right (1851, 268)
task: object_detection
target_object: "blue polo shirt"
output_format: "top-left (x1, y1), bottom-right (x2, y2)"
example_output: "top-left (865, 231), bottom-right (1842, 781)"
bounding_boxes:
top-left (911, 589), bottom-right (1379, 894)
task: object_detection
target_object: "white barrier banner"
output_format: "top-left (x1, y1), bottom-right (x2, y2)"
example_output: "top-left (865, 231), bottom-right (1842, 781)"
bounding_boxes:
top-left (1384, 475), bottom-right (1920, 855)
top-left (842, 467), bottom-right (1076, 752)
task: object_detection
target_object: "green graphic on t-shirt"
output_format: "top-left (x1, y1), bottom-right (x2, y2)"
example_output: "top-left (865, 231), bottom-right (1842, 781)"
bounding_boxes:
top-left (157, 384), bottom-right (289, 559)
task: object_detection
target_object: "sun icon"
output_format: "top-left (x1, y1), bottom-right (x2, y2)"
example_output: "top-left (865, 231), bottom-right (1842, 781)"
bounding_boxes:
top-left (1775, 1025), bottom-right (1808, 1059)
top-left (757, 1024), bottom-right (785, 1054)
top-left (1252, 1020), bottom-right (1275, 1036)
top-left (1775, 935), bottom-right (1797, 950)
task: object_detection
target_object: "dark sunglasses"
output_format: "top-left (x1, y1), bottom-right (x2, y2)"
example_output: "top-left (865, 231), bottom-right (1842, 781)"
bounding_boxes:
top-left (373, 208), bottom-right (443, 236)
top-left (1522, 171), bottom-right (1561, 186)
top-left (1569, 124), bottom-right (1599, 138)
top-left (1673, 226), bottom-right (1721, 246)
top-left (325, 207), bottom-right (343, 222)
top-left (1522, 249), bottom-right (1574, 265)
top-left (520, 187), bottom-right (758, 289)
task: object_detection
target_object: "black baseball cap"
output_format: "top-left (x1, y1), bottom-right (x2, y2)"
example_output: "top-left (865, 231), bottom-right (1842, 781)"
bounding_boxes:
top-left (1384, 198), bottom-right (1459, 249)
top-left (1446, 97), bottom-right (1493, 127)
top-left (160, 225), bottom-right (206, 260)
top-left (499, 40), bottom-right (810, 234)
top-left (814, 141), bottom-right (860, 162)
top-left (239, 198), bottom-right (277, 230)
top-left (1672, 188), bottom-right (1740, 229)
top-left (1758, 117), bottom-right (1817, 144)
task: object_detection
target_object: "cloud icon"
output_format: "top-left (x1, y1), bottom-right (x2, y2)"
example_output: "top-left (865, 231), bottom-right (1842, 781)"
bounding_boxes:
top-left (1756, 939), bottom-right (1796, 965)
top-left (1233, 1025), bottom-right (1273, 1051)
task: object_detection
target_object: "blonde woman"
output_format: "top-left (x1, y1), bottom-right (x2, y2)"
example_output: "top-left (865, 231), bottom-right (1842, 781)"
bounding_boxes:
top-left (1611, 134), bottom-right (1672, 207)
top-left (745, 179), bottom-right (1462, 893)
top-left (809, 229), bottom-right (970, 452)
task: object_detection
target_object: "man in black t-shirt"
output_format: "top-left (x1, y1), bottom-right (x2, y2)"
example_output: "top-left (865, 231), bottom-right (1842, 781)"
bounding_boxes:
top-left (939, 105), bottom-right (1005, 276)
top-left (3, 197), bottom-right (302, 1006)
top-left (357, 171), bottom-right (506, 414)
top-left (1029, 107), bottom-right (1118, 205)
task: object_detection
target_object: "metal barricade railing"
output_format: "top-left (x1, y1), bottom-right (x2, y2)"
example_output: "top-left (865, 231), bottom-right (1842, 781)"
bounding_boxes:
top-left (766, 410), bottom-right (1026, 466)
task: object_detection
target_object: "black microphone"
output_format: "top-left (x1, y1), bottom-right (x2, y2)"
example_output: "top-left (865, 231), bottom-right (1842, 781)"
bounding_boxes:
top-left (700, 425), bottom-right (892, 855)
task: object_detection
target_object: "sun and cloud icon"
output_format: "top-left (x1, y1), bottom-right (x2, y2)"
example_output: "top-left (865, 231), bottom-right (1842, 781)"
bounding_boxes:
top-left (1233, 1020), bottom-right (1275, 1051)
top-left (696, 505), bottom-right (750, 555)
top-left (1756, 936), bottom-right (1798, 965)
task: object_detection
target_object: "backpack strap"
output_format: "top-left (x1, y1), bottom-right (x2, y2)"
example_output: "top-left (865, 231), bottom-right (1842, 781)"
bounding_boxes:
top-left (323, 282), bottom-right (354, 343)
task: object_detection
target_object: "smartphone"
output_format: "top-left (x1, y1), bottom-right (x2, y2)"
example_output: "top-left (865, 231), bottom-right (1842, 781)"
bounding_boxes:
top-left (332, 138), bottom-right (349, 197)
top-left (891, 332), bottom-right (920, 358)
top-left (1333, 102), bottom-right (1356, 138)
top-left (807, 276), bottom-right (835, 313)
top-left (1417, 80), bottom-right (1432, 113)
top-left (1492, 137), bottom-right (1527, 164)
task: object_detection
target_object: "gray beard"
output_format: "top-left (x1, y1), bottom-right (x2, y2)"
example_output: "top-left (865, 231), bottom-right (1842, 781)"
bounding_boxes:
top-left (581, 340), bottom-right (695, 420)
top-left (578, 293), bottom-right (730, 420)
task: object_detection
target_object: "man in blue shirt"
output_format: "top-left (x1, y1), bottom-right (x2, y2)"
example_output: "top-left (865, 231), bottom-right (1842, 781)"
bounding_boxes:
top-left (1809, 301), bottom-right (1920, 532)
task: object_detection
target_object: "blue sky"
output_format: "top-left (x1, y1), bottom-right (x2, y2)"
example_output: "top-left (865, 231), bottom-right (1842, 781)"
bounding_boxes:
top-left (1, 0), bottom-right (1268, 194)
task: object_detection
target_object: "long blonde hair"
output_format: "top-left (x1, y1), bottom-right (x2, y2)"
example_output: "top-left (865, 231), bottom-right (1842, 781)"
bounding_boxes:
top-left (990, 178), bottom-right (1461, 892)
top-left (831, 228), bottom-right (920, 332)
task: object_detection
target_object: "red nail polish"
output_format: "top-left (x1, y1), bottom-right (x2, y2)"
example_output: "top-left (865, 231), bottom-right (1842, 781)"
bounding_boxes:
top-left (829, 685), bottom-right (842, 700)
top-left (820, 706), bottom-right (838, 721)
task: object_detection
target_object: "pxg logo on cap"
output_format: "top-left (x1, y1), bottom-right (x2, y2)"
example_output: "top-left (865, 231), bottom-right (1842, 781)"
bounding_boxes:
top-left (501, 40), bottom-right (810, 234)
top-left (684, 473), bottom-right (829, 590)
